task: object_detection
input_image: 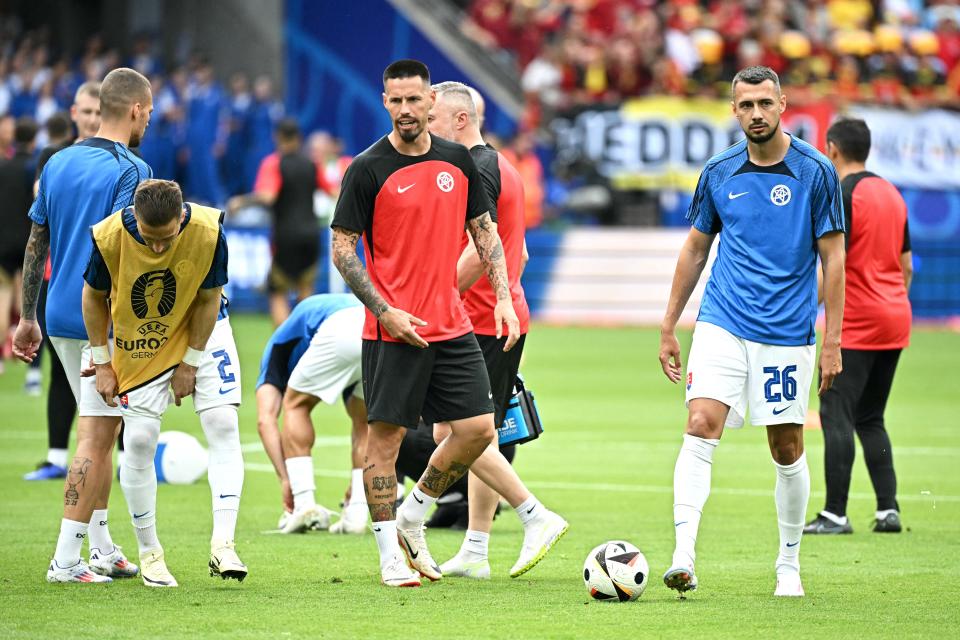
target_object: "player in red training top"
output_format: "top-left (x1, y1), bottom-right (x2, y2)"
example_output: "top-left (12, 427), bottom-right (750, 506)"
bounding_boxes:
top-left (428, 81), bottom-right (567, 580)
top-left (331, 59), bottom-right (520, 587)
top-left (805, 118), bottom-right (912, 536)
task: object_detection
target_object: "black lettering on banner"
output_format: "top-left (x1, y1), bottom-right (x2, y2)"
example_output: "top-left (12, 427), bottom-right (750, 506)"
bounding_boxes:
top-left (683, 122), bottom-right (714, 166)
top-left (640, 122), bottom-right (669, 165)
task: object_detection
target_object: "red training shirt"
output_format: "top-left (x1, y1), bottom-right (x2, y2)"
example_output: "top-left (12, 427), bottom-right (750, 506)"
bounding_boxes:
top-left (840, 171), bottom-right (912, 350)
top-left (332, 134), bottom-right (491, 342)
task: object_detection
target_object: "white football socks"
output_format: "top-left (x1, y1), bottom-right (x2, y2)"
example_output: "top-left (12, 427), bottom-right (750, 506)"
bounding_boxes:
top-left (349, 468), bottom-right (366, 507)
top-left (53, 518), bottom-right (88, 568)
top-left (285, 456), bottom-right (316, 511)
top-left (774, 453), bottom-right (810, 576)
top-left (120, 414), bottom-right (162, 554)
top-left (515, 495), bottom-right (544, 528)
top-left (200, 406), bottom-right (243, 542)
top-left (672, 433), bottom-right (718, 568)
top-left (398, 487), bottom-right (437, 526)
top-left (461, 529), bottom-right (490, 560)
top-left (88, 509), bottom-right (115, 554)
top-left (48, 448), bottom-right (69, 468)
top-left (372, 520), bottom-right (401, 566)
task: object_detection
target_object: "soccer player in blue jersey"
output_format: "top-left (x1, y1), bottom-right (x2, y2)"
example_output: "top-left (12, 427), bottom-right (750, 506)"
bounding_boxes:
top-left (658, 66), bottom-right (846, 598)
top-left (14, 68), bottom-right (153, 584)
top-left (254, 294), bottom-right (368, 534)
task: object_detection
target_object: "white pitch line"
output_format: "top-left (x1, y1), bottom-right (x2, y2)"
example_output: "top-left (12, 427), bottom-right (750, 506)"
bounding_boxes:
top-left (242, 463), bottom-right (960, 503)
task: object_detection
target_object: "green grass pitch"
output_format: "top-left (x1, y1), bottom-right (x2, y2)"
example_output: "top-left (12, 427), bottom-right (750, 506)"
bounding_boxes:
top-left (1, 317), bottom-right (957, 638)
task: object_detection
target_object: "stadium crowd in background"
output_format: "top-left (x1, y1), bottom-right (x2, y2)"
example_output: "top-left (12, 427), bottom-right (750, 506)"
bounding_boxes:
top-left (0, 24), bottom-right (347, 208)
top-left (457, 0), bottom-right (960, 122)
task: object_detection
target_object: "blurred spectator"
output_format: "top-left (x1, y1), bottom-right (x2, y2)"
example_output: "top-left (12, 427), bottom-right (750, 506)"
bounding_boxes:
top-left (501, 131), bottom-right (545, 229)
top-left (224, 72), bottom-right (253, 196)
top-left (137, 74), bottom-right (182, 180)
top-left (0, 116), bottom-right (37, 369)
top-left (246, 75), bottom-right (285, 191)
top-left (0, 114), bottom-right (14, 159)
top-left (183, 56), bottom-right (227, 206)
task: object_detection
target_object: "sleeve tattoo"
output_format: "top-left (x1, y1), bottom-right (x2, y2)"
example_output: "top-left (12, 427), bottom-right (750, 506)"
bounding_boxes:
top-left (331, 228), bottom-right (389, 318)
top-left (466, 213), bottom-right (510, 301)
top-left (20, 222), bottom-right (50, 321)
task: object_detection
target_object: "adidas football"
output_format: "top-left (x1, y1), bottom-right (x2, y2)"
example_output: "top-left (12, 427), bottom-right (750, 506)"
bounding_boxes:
top-left (155, 431), bottom-right (208, 485)
top-left (583, 541), bottom-right (649, 602)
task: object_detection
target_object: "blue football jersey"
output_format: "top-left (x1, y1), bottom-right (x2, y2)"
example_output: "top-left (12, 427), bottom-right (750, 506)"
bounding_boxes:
top-left (30, 138), bottom-right (152, 339)
top-left (256, 294), bottom-right (362, 390)
top-left (687, 136), bottom-right (844, 346)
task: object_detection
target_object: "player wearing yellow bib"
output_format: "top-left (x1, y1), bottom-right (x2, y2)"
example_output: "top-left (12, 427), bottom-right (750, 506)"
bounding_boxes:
top-left (83, 179), bottom-right (247, 587)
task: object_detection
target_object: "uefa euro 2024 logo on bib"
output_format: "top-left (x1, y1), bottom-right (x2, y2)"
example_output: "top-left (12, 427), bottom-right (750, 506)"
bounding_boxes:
top-left (436, 171), bottom-right (454, 193)
top-left (770, 184), bottom-right (791, 206)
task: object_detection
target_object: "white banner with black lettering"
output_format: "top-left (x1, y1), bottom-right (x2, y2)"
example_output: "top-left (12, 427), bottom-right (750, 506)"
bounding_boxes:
top-left (850, 106), bottom-right (960, 190)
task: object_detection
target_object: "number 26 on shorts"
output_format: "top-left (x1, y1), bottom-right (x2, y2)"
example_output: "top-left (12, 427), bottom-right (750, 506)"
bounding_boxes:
top-left (763, 365), bottom-right (797, 403)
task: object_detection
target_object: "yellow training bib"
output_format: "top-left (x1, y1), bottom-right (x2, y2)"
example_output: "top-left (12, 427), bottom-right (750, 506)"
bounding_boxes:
top-left (92, 203), bottom-right (221, 394)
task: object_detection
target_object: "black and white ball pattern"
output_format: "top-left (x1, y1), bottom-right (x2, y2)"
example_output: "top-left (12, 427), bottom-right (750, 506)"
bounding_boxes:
top-left (583, 540), bottom-right (649, 602)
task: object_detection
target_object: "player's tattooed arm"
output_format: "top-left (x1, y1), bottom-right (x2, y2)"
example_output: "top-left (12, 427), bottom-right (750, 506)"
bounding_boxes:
top-left (419, 461), bottom-right (470, 495)
top-left (466, 213), bottom-right (509, 301)
top-left (331, 227), bottom-right (388, 318)
top-left (20, 222), bottom-right (49, 321)
top-left (64, 457), bottom-right (92, 507)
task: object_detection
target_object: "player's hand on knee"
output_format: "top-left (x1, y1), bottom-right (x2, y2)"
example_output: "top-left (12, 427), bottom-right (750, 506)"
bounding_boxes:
top-left (171, 363), bottom-right (199, 406)
top-left (12, 319), bottom-right (42, 363)
top-left (818, 343), bottom-right (842, 395)
top-left (94, 364), bottom-right (119, 407)
top-left (379, 307), bottom-right (429, 348)
top-left (659, 331), bottom-right (683, 383)
top-left (494, 299), bottom-right (521, 351)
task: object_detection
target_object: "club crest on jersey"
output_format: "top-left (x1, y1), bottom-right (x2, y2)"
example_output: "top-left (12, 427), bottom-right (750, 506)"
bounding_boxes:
top-left (131, 269), bottom-right (177, 319)
top-left (770, 184), bottom-right (791, 206)
top-left (436, 171), bottom-right (454, 193)
top-left (119, 394), bottom-right (129, 409)
top-left (687, 371), bottom-right (693, 391)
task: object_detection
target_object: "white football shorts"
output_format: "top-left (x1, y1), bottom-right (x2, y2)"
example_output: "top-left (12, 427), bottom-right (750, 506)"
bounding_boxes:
top-left (288, 305), bottom-right (364, 404)
top-left (684, 321), bottom-right (815, 428)
top-left (50, 337), bottom-right (122, 418)
top-left (117, 318), bottom-right (243, 419)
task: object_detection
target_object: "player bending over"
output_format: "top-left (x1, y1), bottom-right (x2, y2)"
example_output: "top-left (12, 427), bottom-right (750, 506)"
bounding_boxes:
top-left (84, 179), bottom-right (247, 587)
top-left (255, 293), bottom-right (369, 534)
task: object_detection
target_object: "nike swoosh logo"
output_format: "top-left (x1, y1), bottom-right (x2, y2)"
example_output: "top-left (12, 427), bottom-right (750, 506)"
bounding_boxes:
top-left (786, 541), bottom-right (799, 547)
top-left (772, 405), bottom-right (792, 416)
top-left (526, 506), bottom-right (535, 515)
top-left (413, 493), bottom-right (424, 504)
top-left (398, 183), bottom-right (415, 193)
top-left (133, 511), bottom-right (150, 519)
top-left (219, 494), bottom-right (239, 499)
top-left (468, 538), bottom-right (481, 543)
top-left (674, 521), bottom-right (688, 527)
top-left (728, 191), bottom-right (748, 199)
top-left (219, 387), bottom-right (237, 395)
top-left (373, 527), bottom-right (381, 533)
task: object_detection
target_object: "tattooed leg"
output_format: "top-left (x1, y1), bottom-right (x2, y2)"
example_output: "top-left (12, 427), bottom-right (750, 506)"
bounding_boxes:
top-left (417, 414), bottom-right (495, 498)
top-left (363, 422), bottom-right (406, 522)
top-left (64, 457), bottom-right (93, 507)
top-left (63, 416), bottom-right (120, 522)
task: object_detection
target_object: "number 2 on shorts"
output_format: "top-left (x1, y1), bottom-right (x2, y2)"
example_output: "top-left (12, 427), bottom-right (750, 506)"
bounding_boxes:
top-left (211, 349), bottom-right (236, 384)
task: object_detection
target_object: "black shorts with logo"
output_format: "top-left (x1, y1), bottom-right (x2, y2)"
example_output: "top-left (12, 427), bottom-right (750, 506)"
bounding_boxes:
top-left (476, 333), bottom-right (526, 428)
top-left (362, 332), bottom-right (494, 429)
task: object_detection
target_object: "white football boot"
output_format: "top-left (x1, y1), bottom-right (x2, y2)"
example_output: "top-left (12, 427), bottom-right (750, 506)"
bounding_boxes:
top-left (209, 540), bottom-right (248, 582)
top-left (440, 551), bottom-right (491, 580)
top-left (663, 564), bottom-right (698, 593)
top-left (510, 511), bottom-right (569, 577)
top-left (139, 548), bottom-right (178, 587)
top-left (396, 521), bottom-right (442, 581)
top-left (774, 572), bottom-right (805, 597)
top-left (329, 503), bottom-right (368, 534)
top-left (46, 559), bottom-right (112, 584)
top-left (380, 553), bottom-right (421, 588)
top-left (89, 545), bottom-right (139, 578)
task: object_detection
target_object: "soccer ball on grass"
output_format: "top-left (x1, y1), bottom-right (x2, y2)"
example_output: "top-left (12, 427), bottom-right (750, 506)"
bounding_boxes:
top-left (583, 540), bottom-right (649, 602)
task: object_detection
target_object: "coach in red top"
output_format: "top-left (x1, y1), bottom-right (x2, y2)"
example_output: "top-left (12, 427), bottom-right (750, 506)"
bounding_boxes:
top-left (805, 118), bottom-right (913, 536)
top-left (331, 59), bottom-right (520, 587)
